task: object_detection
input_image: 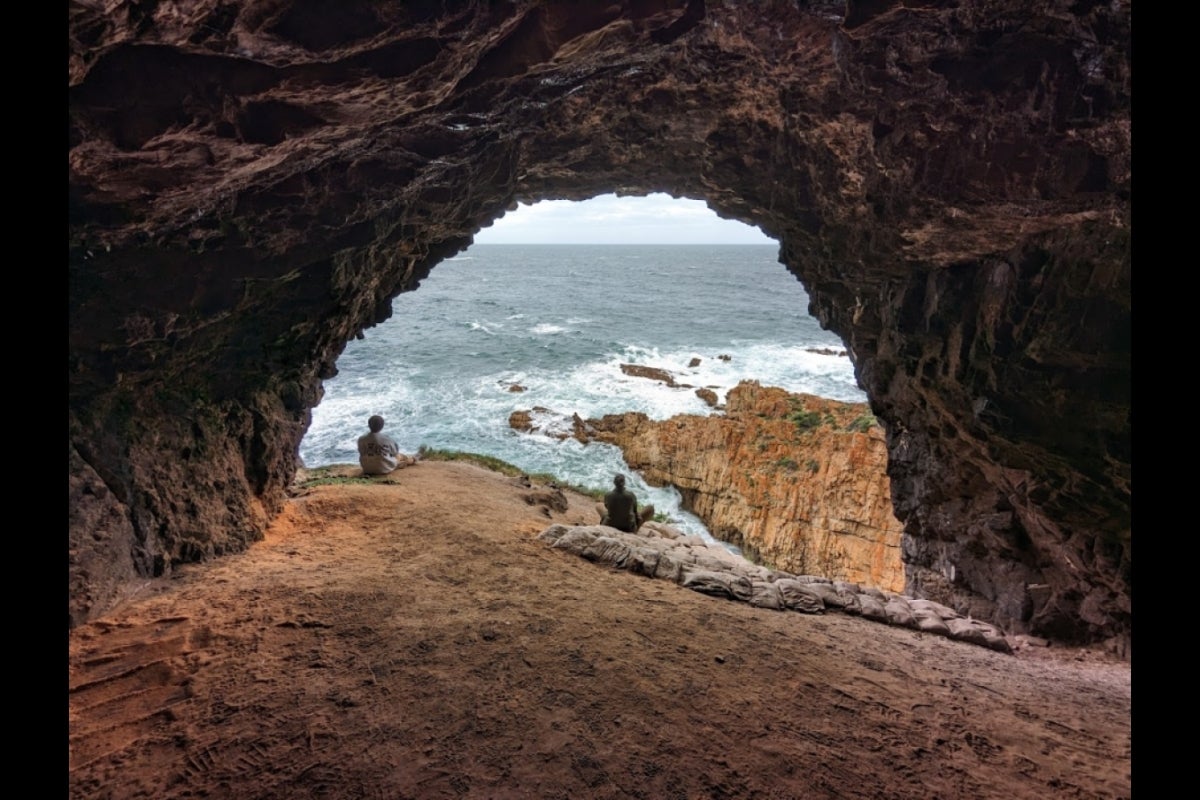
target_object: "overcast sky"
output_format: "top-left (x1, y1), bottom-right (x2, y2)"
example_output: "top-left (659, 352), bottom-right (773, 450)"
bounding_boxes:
top-left (473, 193), bottom-right (775, 245)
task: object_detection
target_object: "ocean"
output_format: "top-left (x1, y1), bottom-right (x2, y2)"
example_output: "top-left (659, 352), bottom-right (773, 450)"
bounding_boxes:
top-left (300, 244), bottom-right (865, 536)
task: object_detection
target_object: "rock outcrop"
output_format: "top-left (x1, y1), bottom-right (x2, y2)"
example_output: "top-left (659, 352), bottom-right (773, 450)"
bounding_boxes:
top-left (69, 1), bottom-right (1130, 648)
top-left (583, 382), bottom-right (905, 592)
top-left (509, 407), bottom-right (593, 442)
top-left (695, 388), bottom-right (719, 408)
top-left (620, 364), bottom-right (680, 387)
top-left (539, 523), bottom-right (1010, 653)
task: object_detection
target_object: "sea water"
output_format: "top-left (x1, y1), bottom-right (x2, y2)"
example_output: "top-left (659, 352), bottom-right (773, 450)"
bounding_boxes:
top-left (300, 244), bottom-right (865, 537)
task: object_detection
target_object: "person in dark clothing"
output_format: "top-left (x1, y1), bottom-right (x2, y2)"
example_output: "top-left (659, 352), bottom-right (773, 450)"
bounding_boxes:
top-left (602, 474), bottom-right (641, 532)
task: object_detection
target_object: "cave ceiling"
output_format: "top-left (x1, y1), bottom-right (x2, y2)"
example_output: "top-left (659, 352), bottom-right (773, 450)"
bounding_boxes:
top-left (68, 0), bottom-right (1131, 648)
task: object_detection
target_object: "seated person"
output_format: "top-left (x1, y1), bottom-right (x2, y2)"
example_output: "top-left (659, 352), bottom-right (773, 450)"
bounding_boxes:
top-left (357, 415), bottom-right (416, 475)
top-left (600, 474), bottom-right (652, 532)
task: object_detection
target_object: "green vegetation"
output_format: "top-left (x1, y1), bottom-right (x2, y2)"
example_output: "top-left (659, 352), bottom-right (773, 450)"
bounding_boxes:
top-left (786, 398), bottom-right (827, 432)
top-left (776, 457), bottom-right (799, 471)
top-left (300, 475), bottom-right (374, 487)
top-left (565, 483), bottom-right (608, 501)
top-left (294, 466), bottom-right (373, 488)
top-left (846, 414), bottom-right (877, 433)
top-left (788, 409), bottom-right (823, 431)
top-left (418, 447), bottom-right (607, 499)
top-left (418, 446), bottom-right (527, 476)
top-left (806, 458), bottom-right (820, 473)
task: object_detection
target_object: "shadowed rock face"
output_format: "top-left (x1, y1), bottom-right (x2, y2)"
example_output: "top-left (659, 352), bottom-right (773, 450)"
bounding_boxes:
top-left (68, 1), bottom-right (1131, 648)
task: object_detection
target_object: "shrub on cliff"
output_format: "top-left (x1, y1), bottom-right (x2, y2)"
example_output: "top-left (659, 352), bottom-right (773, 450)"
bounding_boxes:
top-left (788, 409), bottom-right (823, 431)
top-left (846, 414), bottom-right (877, 433)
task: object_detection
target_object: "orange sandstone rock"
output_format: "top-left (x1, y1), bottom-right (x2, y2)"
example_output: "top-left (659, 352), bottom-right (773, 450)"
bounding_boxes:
top-left (586, 381), bottom-right (904, 592)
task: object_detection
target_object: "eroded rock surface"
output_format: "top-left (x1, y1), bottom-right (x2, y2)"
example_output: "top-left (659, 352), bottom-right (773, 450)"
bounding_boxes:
top-left (584, 381), bottom-right (905, 592)
top-left (69, 1), bottom-right (1130, 646)
top-left (539, 523), bottom-right (1010, 653)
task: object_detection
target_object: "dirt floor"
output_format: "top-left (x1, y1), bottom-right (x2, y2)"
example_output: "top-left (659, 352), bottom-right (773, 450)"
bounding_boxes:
top-left (69, 461), bottom-right (1131, 799)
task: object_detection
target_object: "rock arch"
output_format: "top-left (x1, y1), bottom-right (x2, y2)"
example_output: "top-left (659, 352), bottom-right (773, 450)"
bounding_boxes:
top-left (68, 1), bottom-right (1130, 650)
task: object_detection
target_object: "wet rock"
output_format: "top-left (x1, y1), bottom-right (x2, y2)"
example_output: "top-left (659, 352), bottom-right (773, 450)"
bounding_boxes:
top-left (620, 364), bottom-right (678, 387)
top-left (509, 407), bottom-right (575, 440)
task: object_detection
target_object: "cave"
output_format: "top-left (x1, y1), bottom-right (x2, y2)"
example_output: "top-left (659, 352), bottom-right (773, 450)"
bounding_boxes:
top-left (68, 1), bottom-right (1131, 652)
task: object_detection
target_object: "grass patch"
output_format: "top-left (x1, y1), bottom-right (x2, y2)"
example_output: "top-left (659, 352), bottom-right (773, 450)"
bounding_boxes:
top-left (418, 447), bottom-right (607, 499)
top-left (303, 476), bottom-right (373, 487)
top-left (294, 465), bottom-right (373, 489)
top-left (418, 446), bottom-right (526, 476)
top-left (563, 483), bottom-right (608, 501)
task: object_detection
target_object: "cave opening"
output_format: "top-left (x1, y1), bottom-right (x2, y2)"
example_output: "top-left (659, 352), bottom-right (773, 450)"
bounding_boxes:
top-left (300, 192), bottom-right (868, 544)
top-left (69, 0), bottom-right (1130, 645)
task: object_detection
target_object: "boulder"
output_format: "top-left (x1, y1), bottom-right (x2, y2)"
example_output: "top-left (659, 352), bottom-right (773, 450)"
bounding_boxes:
top-left (540, 524), bottom-right (1012, 653)
top-left (620, 364), bottom-right (678, 386)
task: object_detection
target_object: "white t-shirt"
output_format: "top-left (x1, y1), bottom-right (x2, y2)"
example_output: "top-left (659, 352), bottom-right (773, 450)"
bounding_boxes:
top-left (357, 431), bottom-right (401, 474)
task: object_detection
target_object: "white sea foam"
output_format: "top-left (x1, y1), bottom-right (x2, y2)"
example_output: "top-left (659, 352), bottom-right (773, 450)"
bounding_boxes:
top-left (530, 323), bottom-right (568, 335)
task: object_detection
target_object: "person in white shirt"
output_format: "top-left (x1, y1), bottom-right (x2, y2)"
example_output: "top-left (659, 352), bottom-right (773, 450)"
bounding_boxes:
top-left (357, 415), bottom-right (415, 475)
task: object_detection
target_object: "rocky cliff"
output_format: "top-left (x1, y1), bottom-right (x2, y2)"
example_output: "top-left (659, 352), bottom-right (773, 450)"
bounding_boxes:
top-left (69, 1), bottom-right (1130, 649)
top-left (584, 382), bottom-right (904, 592)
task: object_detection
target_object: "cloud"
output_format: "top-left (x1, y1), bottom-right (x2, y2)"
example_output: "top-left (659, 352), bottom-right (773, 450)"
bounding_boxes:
top-left (475, 193), bottom-right (774, 244)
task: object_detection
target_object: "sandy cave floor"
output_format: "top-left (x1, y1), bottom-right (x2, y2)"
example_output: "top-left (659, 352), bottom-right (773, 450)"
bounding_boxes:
top-left (69, 461), bottom-right (1131, 799)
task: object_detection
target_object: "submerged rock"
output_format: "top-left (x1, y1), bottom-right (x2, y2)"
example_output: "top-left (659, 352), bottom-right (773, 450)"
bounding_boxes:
top-left (620, 364), bottom-right (678, 387)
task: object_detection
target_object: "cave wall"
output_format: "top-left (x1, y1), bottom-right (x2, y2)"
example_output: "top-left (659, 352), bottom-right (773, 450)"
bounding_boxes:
top-left (68, 0), bottom-right (1130, 647)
